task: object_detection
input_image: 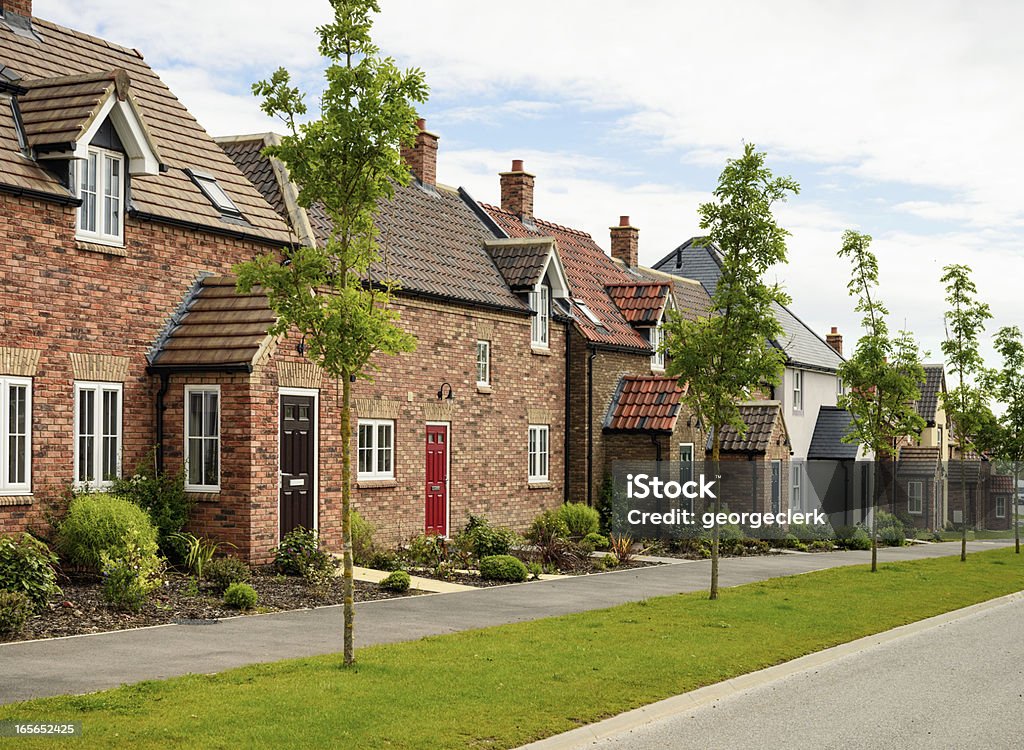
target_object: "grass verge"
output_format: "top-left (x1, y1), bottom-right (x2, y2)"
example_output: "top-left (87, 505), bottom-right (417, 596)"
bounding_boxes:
top-left (2, 548), bottom-right (1022, 749)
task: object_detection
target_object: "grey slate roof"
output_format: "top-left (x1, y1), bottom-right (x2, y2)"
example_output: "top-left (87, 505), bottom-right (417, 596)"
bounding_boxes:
top-left (915, 364), bottom-right (946, 423)
top-left (652, 238), bottom-right (845, 372)
top-left (808, 406), bottom-right (859, 460)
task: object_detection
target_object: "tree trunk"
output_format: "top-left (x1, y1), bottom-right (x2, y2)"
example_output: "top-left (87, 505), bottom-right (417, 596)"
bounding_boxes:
top-left (709, 427), bottom-right (720, 601)
top-left (870, 459), bottom-right (878, 573)
top-left (341, 374), bottom-right (355, 666)
top-left (960, 454), bottom-right (967, 563)
top-left (1015, 463), bottom-right (1021, 555)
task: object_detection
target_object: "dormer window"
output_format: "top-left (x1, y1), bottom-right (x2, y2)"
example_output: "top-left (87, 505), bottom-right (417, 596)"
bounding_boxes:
top-left (650, 323), bottom-right (665, 371)
top-left (530, 284), bottom-right (550, 348)
top-left (75, 147), bottom-right (124, 245)
top-left (188, 169), bottom-right (242, 219)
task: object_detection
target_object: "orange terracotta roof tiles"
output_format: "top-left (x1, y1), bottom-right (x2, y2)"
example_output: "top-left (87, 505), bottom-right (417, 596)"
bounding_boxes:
top-left (605, 282), bottom-right (671, 325)
top-left (604, 376), bottom-right (686, 433)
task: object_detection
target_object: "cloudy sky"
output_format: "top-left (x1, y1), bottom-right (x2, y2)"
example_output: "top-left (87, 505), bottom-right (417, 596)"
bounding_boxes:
top-left (39, 0), bottom-right (1023, 370)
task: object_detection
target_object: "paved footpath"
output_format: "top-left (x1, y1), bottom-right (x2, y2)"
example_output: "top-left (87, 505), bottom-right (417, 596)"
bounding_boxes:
top-left (0, 540), bottom-right (1011, 705)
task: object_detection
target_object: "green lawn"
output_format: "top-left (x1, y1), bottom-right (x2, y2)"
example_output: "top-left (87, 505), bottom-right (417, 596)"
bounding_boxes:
top-left (2, 549), bottom-right (1022, 750)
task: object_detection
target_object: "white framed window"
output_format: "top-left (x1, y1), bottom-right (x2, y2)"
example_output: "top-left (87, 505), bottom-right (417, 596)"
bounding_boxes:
top-left (74, 381), bottom-right (122, 488)
top-left (792, 369), bottom-right (803, 412)
top-left (528, 424), bottom-right (549, 482)
top-left (185, 386), bottom-right (220, 491)
top-left (791, 463), bottom-right (803, 511)
top-left (75, 147), bottom-right (125, 245)
top-left (907, 480), bottom-right (923, 515)
top-left (476, 340), bottom-right (490, 386)
top-left (995, 495), bottom-right (1006, 519)
top-left (650, 324), bottom-right (665, 371)
top-left (530, 284), bottom-right (550, 348)
top-left (837, 378), bottom-right (844, 396)
top-left (0, 376), bottom-right (31, 494)
top-left (357, 419), bottom-right (394, 480)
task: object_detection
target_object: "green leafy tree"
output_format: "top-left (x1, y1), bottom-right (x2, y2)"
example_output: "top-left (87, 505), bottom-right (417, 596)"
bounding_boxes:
top-left (235, 0), bottom-right (426, 665)
top-left (835, 231), bottom-right (926, 572)
top-left (663, 143), bottom-right (796, 599)
top-left (939, 264), bottom-right (992, 562)
top-left (987, 326), bottom-right (1024, 553)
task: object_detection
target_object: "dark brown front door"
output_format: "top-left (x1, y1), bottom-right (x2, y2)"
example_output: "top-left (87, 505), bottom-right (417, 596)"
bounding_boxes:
top-left (280, 394), bottom-right (315, 539)
top-left (425, 424), bottom-right (448, 536)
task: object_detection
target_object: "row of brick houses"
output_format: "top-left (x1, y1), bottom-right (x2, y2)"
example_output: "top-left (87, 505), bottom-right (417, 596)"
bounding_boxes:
top-left (0, 2), bottom-right (1011, 561)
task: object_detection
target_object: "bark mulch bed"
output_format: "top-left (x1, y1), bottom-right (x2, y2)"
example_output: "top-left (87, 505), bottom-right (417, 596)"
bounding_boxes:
top-left (402, 558), bottom-right (662, 587)
top-left (11, 568), bottom-right (422, 643)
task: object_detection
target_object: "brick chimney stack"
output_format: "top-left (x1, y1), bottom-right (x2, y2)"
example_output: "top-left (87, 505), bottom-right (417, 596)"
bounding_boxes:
top-left (1, 0), bottom-right (32, 17)
top-left (610, 216), bottom-right (639, 267)
top-left (401, 118), bottom-right (438, 187)
top-left (499, 159), bottom-right (535, 220)
top-left (826, 326), bottom-right (843, 356)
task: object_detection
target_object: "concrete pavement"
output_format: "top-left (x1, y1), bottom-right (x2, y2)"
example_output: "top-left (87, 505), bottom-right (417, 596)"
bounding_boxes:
top-left (536, 589), bottom-right (1024, 749)
top-left (0, 540), bottom-right (1012, 705)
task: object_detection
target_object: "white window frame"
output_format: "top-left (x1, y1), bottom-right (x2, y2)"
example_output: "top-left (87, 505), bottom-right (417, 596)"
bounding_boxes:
top-left (184, 385), bottom-right (221, 492)
top-left (74, 381), bottom-right (123, 489)
top-left (476, 340), bottom-right (491, 386)
top-left (791, 463), bottom-right (803, 511)
top-left (528, 424), bottom-right (549, 483)
top-left (650, 323), bottom-right (665, 371)
top-left (995, 494), bottom-right (1006, 519)
top-left (75, 146), bottom-right (125, 246)
top-left (0, 376), bottom-right (32, 494)
top-left (530, 284), bottom-right (550, 348)
top-left (907, 480), bottom-right (923, 515)
top-left (792, 369), bottom-right (803, 412)
top-left (357, 418), bottom-right (394, 481)
top-left (837, 378), bottom-right (844, 396)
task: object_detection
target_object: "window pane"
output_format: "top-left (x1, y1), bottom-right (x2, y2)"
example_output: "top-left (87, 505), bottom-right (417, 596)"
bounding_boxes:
top-left (188, 392), bottom-right (203, 438)
top-left (77, 389), bottom-right (94, 482)
top-left (104, 155), bottom-right (121, 237)
top-left (188, 438), bottom-right (203, 486)
top-left (358, 424), bottom-right (373, 474)
top-left (205, 392), bottom-right (219, 436)
top-left (204, 437), bottom-right (218, 486)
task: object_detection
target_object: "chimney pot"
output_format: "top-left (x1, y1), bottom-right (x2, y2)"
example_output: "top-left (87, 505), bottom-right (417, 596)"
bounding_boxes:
top-left (610, 217), bottom-right (639, 267)
top-left (500, 160), bottom-right (535, 220)
top-left (400, 118), bottom-right (438, 187)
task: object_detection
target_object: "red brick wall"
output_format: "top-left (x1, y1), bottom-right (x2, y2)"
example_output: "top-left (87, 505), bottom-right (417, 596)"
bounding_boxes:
top-left (0, 192), bottom-right (278, 539)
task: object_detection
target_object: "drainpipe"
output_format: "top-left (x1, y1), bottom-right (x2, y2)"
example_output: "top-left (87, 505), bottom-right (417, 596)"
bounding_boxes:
top-left (563, 327), bottom-right (571, 503)
top-left (586, 344), bottom-right (596, 506)
top-left (650, 433), bottom-right (662, 463)
top-left (155, 372), bottom-right (170, 475)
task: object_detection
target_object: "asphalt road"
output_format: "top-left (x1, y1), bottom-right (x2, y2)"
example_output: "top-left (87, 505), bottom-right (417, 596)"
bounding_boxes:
top-left (579, 593), bottom-right (1024, 749)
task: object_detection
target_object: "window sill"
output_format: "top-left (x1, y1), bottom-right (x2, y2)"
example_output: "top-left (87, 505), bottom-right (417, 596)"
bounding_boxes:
top-left (76, 240), bottom-right (127, 257)
top-left (356, 479), bottom-right (397, 489)
top-left (531, 347), bottom-right (551, 356)
top-left (528, 481), bottom-right (552, 490)
top-left (186, 489), bottom-right (221, 502)
top-left (476, 384), bottom-right (492, 394)
top-left (0, 494), bottom-right (32, 506)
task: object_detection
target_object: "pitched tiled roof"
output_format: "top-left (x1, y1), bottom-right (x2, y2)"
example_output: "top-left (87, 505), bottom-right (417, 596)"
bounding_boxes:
top-left (483, 203), bottom-right (651, 350)
top-left (914, 364), bottom-right (946, 423)
top-left (217, 137), bottom-right (287, 220)
top-left (0, 18), bottom-right (290, 244)
top-left (604, 376), bottom-right (685, 433)
top-left (948, 453), bottom-right (983, 482)
top-left (808, 406), bottom-right (859, 460)
top-left (485, 239), bottom-right (554, 291)
top-left (149, 276), bottom-right (275, 369)
top-left (990, 474), bottom-right (1015, 494)
top-left (712, 402), bottom-right (789, 454)
top-left (652, 238), bottom-right (844, 372)
top-left (897, 446), bottom-right (941, 476)
top-left (619, 262), bottom-right (715, 322)
top-left (605, 282), bottom-right (671, 325)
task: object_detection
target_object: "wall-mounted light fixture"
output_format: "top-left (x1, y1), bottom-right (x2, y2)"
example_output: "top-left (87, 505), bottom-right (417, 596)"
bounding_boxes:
top-left (437, 382), bottom-right (455, 401)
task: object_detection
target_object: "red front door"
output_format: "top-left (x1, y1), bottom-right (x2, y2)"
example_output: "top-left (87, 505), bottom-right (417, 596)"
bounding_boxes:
top-left (425, 425), bottom-right (448, 536)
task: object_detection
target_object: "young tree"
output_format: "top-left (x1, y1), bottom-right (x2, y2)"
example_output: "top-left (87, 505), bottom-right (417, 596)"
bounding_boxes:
top-left (988, 326), bottom-right (1024, 554)
top-left (235, 0), bottom-right (426, 665)
top-left (663, 143), bottom-right (797, 599)
top-left (939, 264), bottom-right (992, 562)
top-left (835, 231), bottom-right (926, 572)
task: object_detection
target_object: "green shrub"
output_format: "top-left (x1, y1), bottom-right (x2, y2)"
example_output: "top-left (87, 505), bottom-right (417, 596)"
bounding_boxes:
top-left (556, 503), bottom-right (601, 538)
top-left (205, 556), bottom-right (250, 594)
top-left (368, 550), bottom-right (403, 572)
top-left (788, 522), bottom-right (834, 541)
top-left (350, 510), bottom-right (375, 566)
top-left (781, 533), bottom-right (808, 552)
top-left (807, 540), bottom-right (834, 552)
top-left (876, 512), bottom-right (906, 546)
top-left (110, 457), bottom-right (191, 562)
top-left (0, 533), bottom-right (61, 610)
top-left (274, 527), bottom-right (320, 576)
top-left (583, 532), bottom-right (609, 550)
top-left (405, 534), bottom-right (444, 568)
top-left (379, 570), bottom-right (411, 592)
top-left (836, 524), bottom-right (872, 551)
top-left (301, 553), bottom-right (338, 595)
top-left (0, 590), bottom-right (32, 639)
top-left (223, 582), bottom-right (258, 610)
top-left (526, 510), bottom-right (581, 569)
top-left (58, 493), bottom-right (159, 572)
top-left (526, 561), bottom-right (543, 579)
top-left (463, 516), bottom-right (517, 559)
top-left (100, 541), bottom-right (164, 612)
top-left (479, 554), bottom-right (528, 582)
top-left (171, 533), bottom-right (228, 579)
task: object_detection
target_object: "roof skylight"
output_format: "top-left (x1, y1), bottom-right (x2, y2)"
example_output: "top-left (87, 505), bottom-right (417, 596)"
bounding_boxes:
top-left (573, 299), bottom-right (602, 326)
top-left (187, 169), bottom-right (242, 219)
